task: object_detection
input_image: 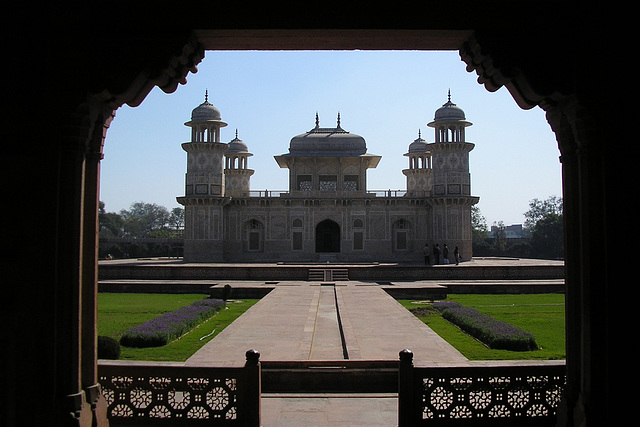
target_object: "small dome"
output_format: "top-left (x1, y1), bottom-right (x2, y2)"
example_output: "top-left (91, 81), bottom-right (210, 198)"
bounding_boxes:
top-left (191, 91), bottom-right (222, 122)
top-left (408, 131), bottom-right (428, 153)
top-left (227, 130), bottom-right (249, 153)
top-left (432, 91), bottom-right (466, 122)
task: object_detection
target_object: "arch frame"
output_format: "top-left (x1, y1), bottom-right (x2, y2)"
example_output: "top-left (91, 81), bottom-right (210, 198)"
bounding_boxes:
top-left (18, 12), bottom-right (614, 425)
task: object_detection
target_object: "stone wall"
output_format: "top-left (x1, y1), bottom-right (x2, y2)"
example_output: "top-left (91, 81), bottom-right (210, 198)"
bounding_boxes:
top-left (98, 262), bottom-right (564, 282)
top-left (191, 196), bottom-right (476, 264)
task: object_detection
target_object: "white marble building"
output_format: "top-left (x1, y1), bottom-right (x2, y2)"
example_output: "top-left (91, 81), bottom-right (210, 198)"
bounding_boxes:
top-left (177, 91), bottom-right (479, 263)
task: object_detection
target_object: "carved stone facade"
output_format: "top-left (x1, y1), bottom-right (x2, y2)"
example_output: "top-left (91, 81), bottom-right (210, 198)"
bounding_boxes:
top-left (178, 92), bottom-right (479, 263)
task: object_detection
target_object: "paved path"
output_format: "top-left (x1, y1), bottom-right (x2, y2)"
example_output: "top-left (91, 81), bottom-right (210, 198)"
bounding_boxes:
top-left (186, 281), bottom-right (466, 425)
top-left (186, 281), bottom-right (467, 367)
top-left (261, 393), bottom-right (397, 426)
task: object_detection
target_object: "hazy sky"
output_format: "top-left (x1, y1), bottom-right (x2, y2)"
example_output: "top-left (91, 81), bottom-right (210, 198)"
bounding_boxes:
top-left (100, 50), bottom-right (562, 226)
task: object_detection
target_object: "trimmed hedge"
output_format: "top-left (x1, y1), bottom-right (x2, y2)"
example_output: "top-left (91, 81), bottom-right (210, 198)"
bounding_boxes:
top-left (120, 298), bottom-right (225, 348)
top-left (433, 301), bottom-right (538, 351)
top-left (98, 336), bottom-right (121, 359)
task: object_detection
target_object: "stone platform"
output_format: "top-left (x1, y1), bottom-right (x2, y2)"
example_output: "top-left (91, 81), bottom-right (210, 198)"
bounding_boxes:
top-left (98, 257), bottom-right (564, 297)
top-left (98, 257), bottom-right (564, 281)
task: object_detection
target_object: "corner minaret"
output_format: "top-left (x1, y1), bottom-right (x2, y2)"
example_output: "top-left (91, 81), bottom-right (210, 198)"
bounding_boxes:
top-left (181, 91), bottom-right (229, 197)
top-left (177, 92), bottom-right (230, 262)
top-left (403, 130), bottom-right (433, 197)
top-left (224, 130), bottom-right (254, 197)
top-left (186, 90), bottom-right (227, 143)
top-left (426, 91), bottom-right (479, 261)
top-left (427, 91), bottom-right (474, 197)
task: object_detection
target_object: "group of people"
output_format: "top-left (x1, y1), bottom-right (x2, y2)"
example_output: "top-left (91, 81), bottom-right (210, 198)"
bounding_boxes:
top-left (422, 243), bottom-right (461, 265)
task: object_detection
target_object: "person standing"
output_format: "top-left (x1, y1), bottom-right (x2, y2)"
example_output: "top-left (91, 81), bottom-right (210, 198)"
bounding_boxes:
top-left (443, 244), bottom-right (449, 264)
top-left (433, 244), bottom-right (440, 265)
top-left (454, 246), bottom-right (460, 265)
top-left (423, 244), bottom-right (430, 265)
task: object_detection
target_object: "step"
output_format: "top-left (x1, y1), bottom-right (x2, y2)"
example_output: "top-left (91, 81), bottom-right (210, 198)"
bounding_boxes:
top-left (308, 268), bottom-right (349, 281)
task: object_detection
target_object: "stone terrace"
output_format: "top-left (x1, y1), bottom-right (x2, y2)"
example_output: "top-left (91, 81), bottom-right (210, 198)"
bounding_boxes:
top-left (98, 257), bottom-right (564, 297)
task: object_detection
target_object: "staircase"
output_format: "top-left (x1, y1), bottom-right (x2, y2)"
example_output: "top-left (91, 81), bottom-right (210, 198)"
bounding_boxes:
top-left (308, 268), bottom-right (349, 281)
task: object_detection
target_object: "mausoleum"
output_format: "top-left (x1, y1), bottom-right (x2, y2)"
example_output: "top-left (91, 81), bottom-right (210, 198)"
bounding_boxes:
top-left (177, 91), bottom-right (479, 262)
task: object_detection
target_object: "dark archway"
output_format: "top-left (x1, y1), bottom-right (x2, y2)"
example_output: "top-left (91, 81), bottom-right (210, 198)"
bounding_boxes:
top-left (315, 219), bottom-right (340, 253)
top-left (24, 9), bottom-right (614, 425)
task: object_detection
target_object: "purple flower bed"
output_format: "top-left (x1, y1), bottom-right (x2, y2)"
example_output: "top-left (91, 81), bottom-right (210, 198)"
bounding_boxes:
top-left (120, 298), bottom-right (225, 348)
top-left (432, 301), bottom-right (538, 351)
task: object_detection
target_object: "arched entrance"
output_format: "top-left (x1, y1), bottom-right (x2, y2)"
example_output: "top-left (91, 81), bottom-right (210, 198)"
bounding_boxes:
top-left (32, 18), bottom-right (613, 427)
top-left (315, 219), bottom-right (340, 253)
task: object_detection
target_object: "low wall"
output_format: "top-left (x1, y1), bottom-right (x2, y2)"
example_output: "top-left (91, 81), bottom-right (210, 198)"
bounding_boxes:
top-left (99, 262), bottom-right (564, 282)
top-left (261, 360), bottom-right (398, 393)
top-left (98, 350), bottom-right (261, 426)
top-left (398, 350), bottom-right (566, 426)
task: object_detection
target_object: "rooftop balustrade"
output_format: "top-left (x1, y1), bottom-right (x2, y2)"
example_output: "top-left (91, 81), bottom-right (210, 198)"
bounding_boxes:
top-left (248, 189), bottom-right (408, 198)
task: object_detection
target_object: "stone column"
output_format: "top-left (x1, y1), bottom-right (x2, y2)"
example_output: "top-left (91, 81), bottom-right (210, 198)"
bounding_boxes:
top-left (81, 104), bottom-right (114, 426)
top-left (546, 97), bottom-right (610, 427)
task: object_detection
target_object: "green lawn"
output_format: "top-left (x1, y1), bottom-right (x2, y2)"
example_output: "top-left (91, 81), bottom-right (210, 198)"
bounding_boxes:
top-left (398, 294), bottom-right (566, 360)
top-left (98, 293), bottom-right (259, 361)
top-left (99, 293), bottom-right (565, 362)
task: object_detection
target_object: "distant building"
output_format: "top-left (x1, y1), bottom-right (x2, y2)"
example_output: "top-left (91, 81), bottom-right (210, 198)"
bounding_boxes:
top-left (490, 224), bottom-right (531, 239)
top-left (177, 91), bottom-right (479, 262)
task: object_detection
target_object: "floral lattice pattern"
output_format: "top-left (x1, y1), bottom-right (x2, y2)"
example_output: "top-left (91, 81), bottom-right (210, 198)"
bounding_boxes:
top-left (416, 365), bottom-right (566, 423)
top-left (99, 365), bottom-right (242, 423)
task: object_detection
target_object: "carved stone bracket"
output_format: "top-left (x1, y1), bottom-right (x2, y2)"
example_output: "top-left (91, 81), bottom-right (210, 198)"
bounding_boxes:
top-left (90, 31), bottom-right (205, 110)
top-left (55, 31), bottom-right (205, 158)
top-left (459, 31), bottom-right (572, 112)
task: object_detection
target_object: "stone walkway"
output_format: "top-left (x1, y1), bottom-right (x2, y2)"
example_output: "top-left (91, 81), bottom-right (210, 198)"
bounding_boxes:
top-left (186, 281), bottom-right (467, 367)
top-left (261, 393), bottom-right (398, 426)
top-left (185, 281), bottom-right (468, 426)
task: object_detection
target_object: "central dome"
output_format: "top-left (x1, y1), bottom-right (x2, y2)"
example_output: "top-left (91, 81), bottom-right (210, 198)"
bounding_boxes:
top-left (288, 113), bottom-right (367, 156)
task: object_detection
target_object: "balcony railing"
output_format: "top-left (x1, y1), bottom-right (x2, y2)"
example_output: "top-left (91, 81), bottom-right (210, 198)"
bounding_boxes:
top-left (98, 349), bottom-right (566, 426)
top-left (398, 349), bottom-right (566, 426)
top-left (98, 350), bottom-right (260, 426)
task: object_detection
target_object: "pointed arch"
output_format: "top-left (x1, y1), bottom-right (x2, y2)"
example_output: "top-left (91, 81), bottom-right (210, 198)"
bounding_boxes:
top-left (315, 219), bottom-right (340, 253)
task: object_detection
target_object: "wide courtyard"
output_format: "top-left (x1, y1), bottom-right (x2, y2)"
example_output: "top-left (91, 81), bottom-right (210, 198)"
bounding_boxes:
top-left (98, 257), bottom-right (564, 425)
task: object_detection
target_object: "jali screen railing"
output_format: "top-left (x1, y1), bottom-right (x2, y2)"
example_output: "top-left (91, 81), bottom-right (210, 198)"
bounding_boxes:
top-left (98, 349), bottom-right (260, 426)
top-left (398, 349), bottom-right (566, 426)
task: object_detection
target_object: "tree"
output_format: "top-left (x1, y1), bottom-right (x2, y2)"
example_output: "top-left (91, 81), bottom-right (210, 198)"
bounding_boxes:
top-left (523, 196), bottom-right (563, 230)
top-left (471, 205), bottom-right (489, 239)
top-left (119, 202), bottom-right (170, 238)
top-left (98, 201), bottom-right (124, 237)
top-left (523, 196), bottom-right (564, 259)
top-left (492, 220), bottom-right (507, 253)
top-left (530, 212), bottom-right (564, 259)
top-left (471, 206), bottom-right (496, 257)
top-left (168, 207), bottom-right (185, 232)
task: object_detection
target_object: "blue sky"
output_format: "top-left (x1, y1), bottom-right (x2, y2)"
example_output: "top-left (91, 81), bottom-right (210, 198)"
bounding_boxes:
top-left (100, 50), bottom-right (562, 226)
